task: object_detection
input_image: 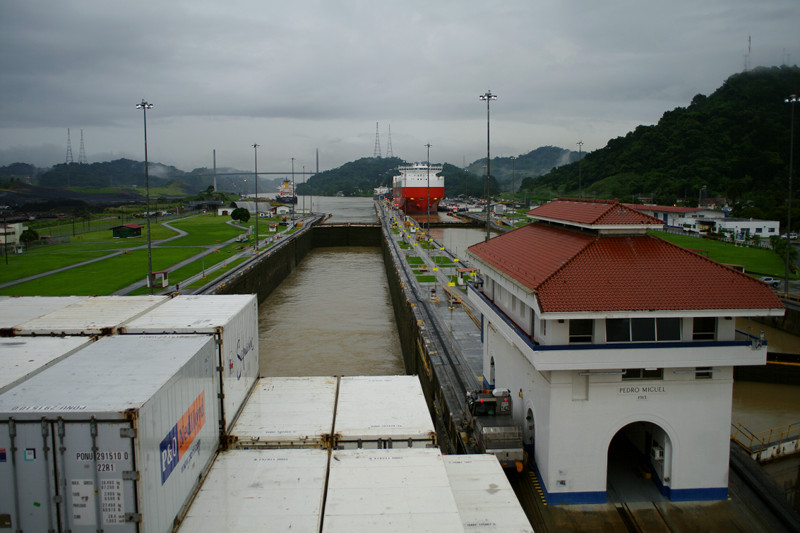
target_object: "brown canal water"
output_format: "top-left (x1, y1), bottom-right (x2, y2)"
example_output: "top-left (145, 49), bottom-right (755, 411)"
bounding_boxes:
top-left (257, 246), bottom-right (404, 377)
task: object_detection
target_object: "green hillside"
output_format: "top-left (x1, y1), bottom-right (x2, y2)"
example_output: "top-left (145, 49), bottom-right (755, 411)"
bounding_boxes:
top-left (521, 66), bottom-right (800, 232)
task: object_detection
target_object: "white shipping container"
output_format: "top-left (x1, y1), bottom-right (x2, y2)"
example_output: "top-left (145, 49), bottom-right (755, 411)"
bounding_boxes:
top-left (0, 336), bottom-right (94, 394)
top-left (228, 376), bottom-right (337, 449)
top-left (120, 294), bottom-right (259, 436)
top-left (11, 295), bottom-right (168, 336)
top-left (0, 296), bottom-right (86, 334)
top-left (334, 375), bottom-right (436, 449)
top-left (176, 449), bottom-right (328, 532)
top-left (443, 454), bottom-right (534, 532)
top-left (323, 448), bottom-right (464, 532)
top-left (0, 335), bottom-right (220, 533)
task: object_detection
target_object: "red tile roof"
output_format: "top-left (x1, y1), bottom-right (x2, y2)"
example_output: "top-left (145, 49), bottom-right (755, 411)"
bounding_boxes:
top-left (528, 198), bottom-right (663, 227)
top-left (468, 223), bottom-right (784, 313)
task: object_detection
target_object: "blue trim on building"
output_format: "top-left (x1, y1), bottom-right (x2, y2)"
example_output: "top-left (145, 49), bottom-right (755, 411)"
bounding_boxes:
top-left (668, 487), bottom-right (728, 501)
top-left (532, 463), bottom-right (608, 505)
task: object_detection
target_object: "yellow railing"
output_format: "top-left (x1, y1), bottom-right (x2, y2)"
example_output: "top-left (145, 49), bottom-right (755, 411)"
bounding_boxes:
top-left (731, 422), bottom-right (800, 457)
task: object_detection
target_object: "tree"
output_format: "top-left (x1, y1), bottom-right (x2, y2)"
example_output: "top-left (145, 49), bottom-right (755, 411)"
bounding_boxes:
top-left (231, 207), bottom-right (250, 223)
top-left (19, 228), bottom-right (39, 250)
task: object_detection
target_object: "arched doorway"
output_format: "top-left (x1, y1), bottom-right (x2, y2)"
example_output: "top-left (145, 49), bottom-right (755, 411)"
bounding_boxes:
top-left (524, 407), bottom-right (535, 466)
top-left (606, 421), bottom-right (671, 502)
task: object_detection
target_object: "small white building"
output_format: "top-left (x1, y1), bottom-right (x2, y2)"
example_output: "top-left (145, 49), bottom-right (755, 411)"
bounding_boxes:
top-left (467, 197), bottom-right (784, 505)
top-left (0, 222), bottom-right (27, 247)
top-left (712, 217), bottom-right (780, 240)
top-left (625, 204), bottom-right (723, 231)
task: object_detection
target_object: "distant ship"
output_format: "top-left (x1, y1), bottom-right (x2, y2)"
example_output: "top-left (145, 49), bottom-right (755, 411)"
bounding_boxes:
top-left (392, 162), bottom-right (444, 213)
top-left (275, 180), bottom-right (297, 204)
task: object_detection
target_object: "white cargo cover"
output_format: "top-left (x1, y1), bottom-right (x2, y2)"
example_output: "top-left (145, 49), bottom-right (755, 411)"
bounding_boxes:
top-left (11, 295), bottom-right (168, 336)
top-left (0, 336), bottom-right (94, 394)
top-left (334, 375), bottom-right (436, 449)
top-left (177, 449), bottom-right (328, 532)
top-left (120, 294), bottom-right (259, 435)
top-left (443, 454), bottom-right (534, 532)
top-left (228, 376), bottom-right (337, 448)
top-left (0, 296), bottom-right (86, 333)
top-left (323, 448), bottom-right (464, 532)
top-left (0, 335), bottom-right (219, 533)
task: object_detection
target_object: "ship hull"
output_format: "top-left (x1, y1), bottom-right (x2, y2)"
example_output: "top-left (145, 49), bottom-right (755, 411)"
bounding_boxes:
top-left (393, 186), bottom-right (445, 213)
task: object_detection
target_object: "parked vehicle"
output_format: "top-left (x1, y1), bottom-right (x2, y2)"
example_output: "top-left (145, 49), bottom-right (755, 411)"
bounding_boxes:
top-left (759, 276), bottom-right (781, 288)
top-left (464, 389), bottom-right (524, 471)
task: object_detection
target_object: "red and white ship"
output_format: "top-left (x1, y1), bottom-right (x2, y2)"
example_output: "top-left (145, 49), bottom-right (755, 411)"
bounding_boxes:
top-left (392, 162), bottom-right (444, 213)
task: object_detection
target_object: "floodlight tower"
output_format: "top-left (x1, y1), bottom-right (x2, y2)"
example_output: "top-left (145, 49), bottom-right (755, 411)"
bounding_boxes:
top-left (253, 143), bottom-right (260, 252)
top-left (425, 143), bottom-right (432, 232)
top-left (135, 99), bottom-right (154, 294)
top-left (480, 90), bottom-right (497, 243)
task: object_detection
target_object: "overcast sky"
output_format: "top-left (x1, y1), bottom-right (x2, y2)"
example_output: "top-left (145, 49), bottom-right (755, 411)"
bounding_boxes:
top-left (0, 0), bottom-right (797, 175)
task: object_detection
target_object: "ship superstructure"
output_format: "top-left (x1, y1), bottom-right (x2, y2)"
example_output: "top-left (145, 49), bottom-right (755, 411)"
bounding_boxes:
top-left (392, 162), bottom-right (444, 213)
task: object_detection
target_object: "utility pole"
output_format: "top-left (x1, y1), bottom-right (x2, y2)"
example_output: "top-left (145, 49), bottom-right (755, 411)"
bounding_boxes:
top-left (784, 94), bottom-right (797, 293)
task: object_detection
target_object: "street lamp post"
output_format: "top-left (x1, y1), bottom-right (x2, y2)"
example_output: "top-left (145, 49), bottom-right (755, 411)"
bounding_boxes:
top-left (135, 99), bottom-right (154, 294)
top-left (252, 143), bottom-right (259, 252)
top-left (510, 155), bottom-right (516, 202)
top-left (480, 90), bottom-right (497, 243)
top-left (425, 143), bottom-right (432, 233)
top-left (577, 140), bottom-right (584, 198)
top-left (785, 95), bottom-right (797, 293)
top-left (291, 157), bottom-right (295, 218)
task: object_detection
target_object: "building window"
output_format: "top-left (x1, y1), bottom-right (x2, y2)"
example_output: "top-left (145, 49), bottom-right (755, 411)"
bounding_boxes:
top-left (606, 318), bottom-right (630, 342)
top-left (622, 368), bottom-right (663, 380)
top-left (569, 319), bottom-right (593, 343)
top-left (607, 318), bottom-right (681, 342)
top-left (692, 317), bottom-right (716, 340)
top-left (656, 318), bottom-right (681, 340)
top-left (695, 367), bottom-right (713, 379)
top-left (540, 319), bottom-right (547, 337)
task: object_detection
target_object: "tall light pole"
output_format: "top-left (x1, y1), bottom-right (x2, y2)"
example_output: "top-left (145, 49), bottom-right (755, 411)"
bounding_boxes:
top-left (785, 95), bottom-right (797, 293)
top-left (425, 143), bottom-right (432, 232)
top-left (510, 155), bottom-right (516, 202)
top-left (136, 99), bottom-right (154, 294)
top-left (302, 165), bottom-right (306, 215)
top-left (252, 143), bottom-right (259, 252)
top-left (480, 90), bottom-right (497, 243)
top-left (577, 140), bottom-right (584, 198)
top-left (291, 157), bottom-right (295, 217)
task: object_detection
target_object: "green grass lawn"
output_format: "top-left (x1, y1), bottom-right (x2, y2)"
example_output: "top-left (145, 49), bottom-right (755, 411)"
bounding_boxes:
top-left (416, 275), bottom-right (437, 283)
top-left (1, 247), bottom-right (203, 296)
top-left (650, 231), bottom-right (792, 278)
top-left (406, 256), bottom-right (424, 265)
top-left (166, 214), bottom-right (245, 246)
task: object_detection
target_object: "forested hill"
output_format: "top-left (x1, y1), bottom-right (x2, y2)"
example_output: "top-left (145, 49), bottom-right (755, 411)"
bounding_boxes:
top-left (522, 65), bottom-right (800, 224)
top-left (296, 157), bottom-right (502, 198)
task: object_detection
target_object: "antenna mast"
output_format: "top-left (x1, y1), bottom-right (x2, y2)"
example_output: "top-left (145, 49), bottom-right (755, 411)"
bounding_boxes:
top-left (373, 122), bottom-right (382, 158)
top-left (386, 125), bottom-right (394, 158)
top-left (65, 128), bottom-right (74, 164)
top-left (78, 129), bottom-right (88, 164)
